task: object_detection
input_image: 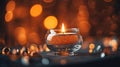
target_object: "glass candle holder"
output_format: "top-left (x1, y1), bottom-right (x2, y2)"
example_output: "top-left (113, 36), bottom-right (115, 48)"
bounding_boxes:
top-left (45, 28), bottom-right (83, 56)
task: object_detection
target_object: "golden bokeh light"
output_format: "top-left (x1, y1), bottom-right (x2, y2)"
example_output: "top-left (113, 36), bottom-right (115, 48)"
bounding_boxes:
top-left (6, 0), bottom-right (16, 11)
top-left (2, 47), bottom-right (10, 55)
top-left (12, 49), bottom-right (17, 55)
top-left (15, 27), bottom-right (27, 45)
top-left (44, 16), bottom-right (58, 29)
top-left (20, 47), bottom-right (26, 55)
top-left (30, 44), bottom-right (36, 51)
top-left (30, 4), bottom-right (43, 17)
top-left (103, 37), bottom-right (118, 51)
top-left (5, 11), bottom-right (13, 22)
top-left (109, 39), bottom-right (118, 52)
top-left (29, 44), bottom-right (39, 52)
top-left (81, 37), bottom-right (94, 49)
top-left (89, 49), bottom-right (93, 53)
top-left (89, 43), bottom-right (95, 49)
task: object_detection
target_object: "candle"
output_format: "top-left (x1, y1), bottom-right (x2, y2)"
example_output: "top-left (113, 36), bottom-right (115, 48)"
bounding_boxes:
top-left (47, 23), bottom-right (79, 45)
top-left (46, 23), bottom-right (83, 56)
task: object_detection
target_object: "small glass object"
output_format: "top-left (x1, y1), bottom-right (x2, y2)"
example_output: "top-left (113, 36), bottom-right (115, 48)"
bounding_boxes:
top-left (45, 26), bottom-right (83, 56)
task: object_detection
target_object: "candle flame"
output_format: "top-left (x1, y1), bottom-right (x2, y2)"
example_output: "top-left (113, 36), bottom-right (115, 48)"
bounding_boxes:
top-left (62, 23), bottom-right (65, 33)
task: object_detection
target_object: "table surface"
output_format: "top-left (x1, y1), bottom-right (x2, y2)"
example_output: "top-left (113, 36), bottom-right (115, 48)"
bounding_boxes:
top-left (0, 51), bottom-right (120, 67)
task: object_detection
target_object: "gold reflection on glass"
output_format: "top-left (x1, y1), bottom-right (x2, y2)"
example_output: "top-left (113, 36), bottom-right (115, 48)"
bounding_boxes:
top-left (30, 4), bottom-right (43, 17)
top-left (43, 44), bottom-right (50, 52)
top-left (6, 0), bottom-right (16, 11)
top-left (2, 47), bottom-right (10, 55)
top-left (29, 44), bottom-right (38, 52)
top-left (44, 16), bottom-right (58, 29)
top-left (20, 47), bottom-right (26, 55)
top-left (5, 11), bottom-right (13, 22)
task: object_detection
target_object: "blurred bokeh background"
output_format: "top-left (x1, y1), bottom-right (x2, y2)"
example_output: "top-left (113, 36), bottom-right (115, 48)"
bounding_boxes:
top-left (0, 0), bottom-right (120, 48)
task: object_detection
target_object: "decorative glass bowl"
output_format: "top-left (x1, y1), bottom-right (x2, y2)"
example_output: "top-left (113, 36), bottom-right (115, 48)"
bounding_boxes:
top-left (45, 28), bottom-right (83, 56)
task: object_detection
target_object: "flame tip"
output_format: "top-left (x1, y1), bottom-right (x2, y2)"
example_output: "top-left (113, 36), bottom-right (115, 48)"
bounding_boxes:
top-left (61, 23), bottom-right (65, 33)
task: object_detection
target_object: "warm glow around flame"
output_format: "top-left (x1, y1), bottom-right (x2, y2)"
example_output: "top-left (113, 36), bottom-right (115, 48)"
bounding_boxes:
top-left (61, 23), bottom-right (65, 33)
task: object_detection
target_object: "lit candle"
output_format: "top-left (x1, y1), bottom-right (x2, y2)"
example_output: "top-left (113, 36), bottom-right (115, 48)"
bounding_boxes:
top-left (47, 23), bottom-right (79, 45)
top-left (46, 23), bottom-right (83, 56)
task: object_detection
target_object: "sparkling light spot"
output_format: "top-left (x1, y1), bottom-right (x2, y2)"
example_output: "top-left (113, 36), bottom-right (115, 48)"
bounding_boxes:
top-left (5, 11), bottom-right (13, 22)
top-left (44, 16), bottom-right (58, 29)
top-left (30, 4), bottom-right (43, 17)
top-left (100, 52), bottom-right (105, 58)
top-left (6, 0), bottom-right (16, 11)
top-left (89, 49), bottom-right (93, 53)
top-left (96, 45), bottom-right (101, 51)
top-left (89, 43), bottom-right (95, 49)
